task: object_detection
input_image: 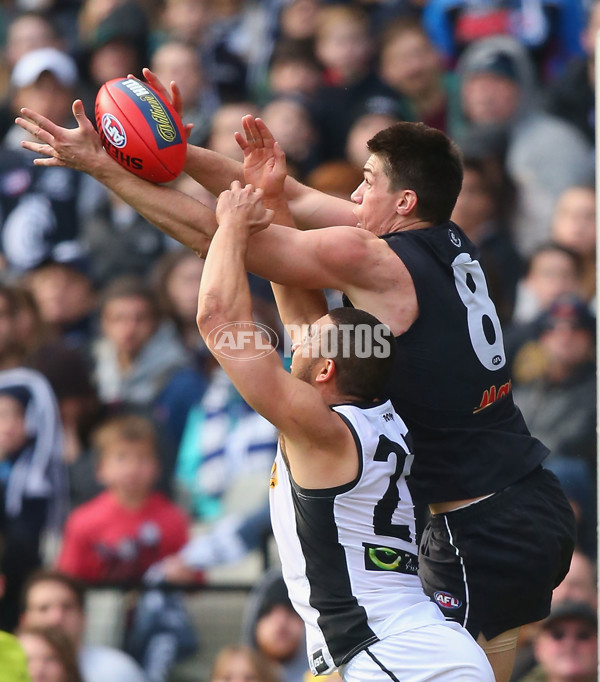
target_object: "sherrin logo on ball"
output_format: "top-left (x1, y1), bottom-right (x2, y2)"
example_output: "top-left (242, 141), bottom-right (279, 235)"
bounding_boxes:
top-left (95, 77), bottom-right (187, 184)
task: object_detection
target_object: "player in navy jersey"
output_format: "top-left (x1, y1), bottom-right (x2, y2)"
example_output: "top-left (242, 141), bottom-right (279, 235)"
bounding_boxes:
top-left (16, 74), bottom-right (575, 682)
top-left (195, 180), bottom-right (493, 681)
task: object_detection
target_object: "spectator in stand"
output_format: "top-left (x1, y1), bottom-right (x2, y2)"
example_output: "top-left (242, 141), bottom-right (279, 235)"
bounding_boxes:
top-left (19, 569), bottom-right (146, 682)
top-left (550, 186), bottom-right (596, 305)
top-left (517, 602), bottom-right (597, 682)
top-left (260, 95), bottom-right (321, 180)
top-left (150, 40), bottom-right (218, 148)
top-left (263, 40), bottom-right (323, 106)
top-left (378, 17), bottom-right (461, 134)
top-left (0, 10), bottom-right (63, 142)
top-left (544, 0), bottom-right (599, 147)
top-left (57, 413), bottom-right (190, 584)
top-left (509, 243), bottom-right (583, 330)
top-left (92, 275), bottom-right (206, 455)
top-left (310, 3), bottom-right (406, 161)
top-left (0, 368), bottom-right (66, 632)
top-left (21, 249), bottom-right (97, 351)
top-left (344, 97), bottom-right (404, 169)
top-left (1, 47), bottom-right (91, 273)
top-left (209, 644), bottom-right (281, 682)
top-left (207, 101), bottom-right (259, 162)
top-left (451, 157), bottom-right (522, 324)
top-left (552, 549), bottom-right (597, 607)
top-left (422, 0), bottom-right (585, 80)
top-left (242, 570), bottom-right (308, 682)
top-left (456, 36), bottom-right (593, 258)
top-left (151, 248), bottom-right (209, 370)
top-left (510, 295), bottom-right (596, 469)
top-left (17, 626), bottom-right (84, 682)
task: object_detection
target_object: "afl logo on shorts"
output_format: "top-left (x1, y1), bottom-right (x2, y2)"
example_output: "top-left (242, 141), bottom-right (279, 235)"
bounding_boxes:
top-left (434, 591), bottom-right (462, 609)
top-left (448, 229), bottom-right (461, 247)
top-left (101, 113), bottom-right (127, 148)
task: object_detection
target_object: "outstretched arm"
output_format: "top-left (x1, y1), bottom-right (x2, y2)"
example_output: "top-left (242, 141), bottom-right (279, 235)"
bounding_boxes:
top-left (198, 183), bottom-right (356, 489)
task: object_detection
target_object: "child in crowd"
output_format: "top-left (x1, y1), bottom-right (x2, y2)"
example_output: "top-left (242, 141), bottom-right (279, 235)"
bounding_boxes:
top-left (57, 413), bottom-right (190, 583)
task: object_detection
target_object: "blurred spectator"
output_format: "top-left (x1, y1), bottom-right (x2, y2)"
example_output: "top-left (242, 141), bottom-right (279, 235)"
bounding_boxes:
top-left (151, 248), bottom-right (208, 366)
top-left (207, 101), bottom-right (259, 161)
top-left (176, 367), bottom-right (277, 523)
top-left (20, 568), bottom-right (146, 682)
top-left (422, 0), bottom-right (585, 79)
top-left (550, 186), bottom-right (596, 305)
top-left (511, 295), bottom-right (596, 468)
top-left (0, 284), bottom-right (45, 370)
top-left (56, 413), bottom-right (191, 584)
top-left (158, 0), bottom-right (248, 103)
top-left (209, 644), bottom-right (281, 682)
top-left (0, 367), bottom-right (66, 632)
top-left (456, 36), bottom-right (593, 257)
top-left (344, 97), bottom-right (403, 169)
top-left (242, 570), bottom-right (308, 682)
top-left (510, 243), bottom-right (583, 329)
top-left (277, 0), bottom-right (320, 43)
top-left (263, 40), bottom-right (323, 105)
top-left (0, 9), bottom-right (62, 140)
top-left (378, 17), bottom-right (460, 133)
top-left (17, 625), bottom-right (84, 682)
top-left (150, 40), bottom-right (218, 147)
top-left (79, 189), bottom-right (172, 290)
top-left (0, 46), bottom-right (95, 274)
top-left (260, 94), bottom-right (321, 179)
top-left (519, 601), bottom-right (597, 682)
top-left (544, 0), bottom-right (599, 147)
top-left (552, 549), bottom-right (597, 608)
top-left (0, 630), bottom-right (30, 681)
top-left (27, 342), bottom-right (104, 505)
top-left (305, 160), bottom-right (363, 200)
top-left (22, 249), bottom-right (97, 351)
top-left (311, 4), bottom-right (403, 160)
top-left (451, 156), bottom-right (522, 324)
top-left (92, 275), bottom-right (206, 452)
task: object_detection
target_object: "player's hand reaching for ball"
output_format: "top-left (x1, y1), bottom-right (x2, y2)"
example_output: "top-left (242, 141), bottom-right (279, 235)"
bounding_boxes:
top-left (16, 100), bottom-right (107, 176)
top-left (216, 181), bottom-right (274, 235)
top-left (236, 116), bottom-right (287, 200)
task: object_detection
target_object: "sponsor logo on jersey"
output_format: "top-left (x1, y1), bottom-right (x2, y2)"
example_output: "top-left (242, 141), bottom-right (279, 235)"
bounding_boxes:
top-left (101, 113), bottom-right (127, 148)
top-left (269, 461), bottom-right (277, 488)
top-left (448, 228), bottom-right (462, 247)
top-left (473, 379), bottom-right (512, 413)
top-left (115, 79), bottom-right (182, 149)
top-left (310, 650), bottom-right (329, 675)
top-left (363, 543), bottom-right (418, 575)
top-left (434, 591), bottom-right (462, 609)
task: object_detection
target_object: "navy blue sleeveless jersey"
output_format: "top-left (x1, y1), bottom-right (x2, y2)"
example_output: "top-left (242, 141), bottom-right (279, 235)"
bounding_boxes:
top-left (344, 221), bottom-right (548, 503)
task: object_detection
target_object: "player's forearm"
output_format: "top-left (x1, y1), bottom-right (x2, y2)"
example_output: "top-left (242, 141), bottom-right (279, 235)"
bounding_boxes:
top-left (197, 221), bottom-right (252, 336)
top-left (183, 145), bottom-right (245, 195)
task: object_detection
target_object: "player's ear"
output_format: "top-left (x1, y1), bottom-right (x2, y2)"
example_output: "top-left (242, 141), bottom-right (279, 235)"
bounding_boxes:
top-left (396, 189), bottom-right (417, 216)
top-left (315, 359), bottom-right (335, 384)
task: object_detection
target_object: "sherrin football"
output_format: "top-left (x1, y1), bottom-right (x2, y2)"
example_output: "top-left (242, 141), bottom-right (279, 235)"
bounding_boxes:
top-left (95, 77), bottom-right (186, 183)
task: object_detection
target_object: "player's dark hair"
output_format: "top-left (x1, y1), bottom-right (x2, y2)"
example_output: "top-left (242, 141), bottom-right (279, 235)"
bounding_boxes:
top-left (21, 569), bottom-right (86, 613)
top-left (367, 122), bottom-right (463, 224)
top-left (325, 307), bottom-right (395, 402)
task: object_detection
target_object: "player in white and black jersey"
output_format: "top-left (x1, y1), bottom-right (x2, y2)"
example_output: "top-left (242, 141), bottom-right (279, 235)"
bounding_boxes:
top-left (195, 181), bottom-right (493, 681)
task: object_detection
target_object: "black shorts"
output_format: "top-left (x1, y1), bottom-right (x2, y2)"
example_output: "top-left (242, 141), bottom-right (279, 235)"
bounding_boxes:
top-left (418, 466), bottom-right (576, 640)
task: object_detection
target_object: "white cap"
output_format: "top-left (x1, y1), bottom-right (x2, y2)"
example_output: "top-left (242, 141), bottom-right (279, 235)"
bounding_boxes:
top-left (11, 47), bottom-right (78, 89)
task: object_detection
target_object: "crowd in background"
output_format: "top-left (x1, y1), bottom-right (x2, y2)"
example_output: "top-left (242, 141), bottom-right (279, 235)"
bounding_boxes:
top-left (0, 0), bottom-right (596, 681)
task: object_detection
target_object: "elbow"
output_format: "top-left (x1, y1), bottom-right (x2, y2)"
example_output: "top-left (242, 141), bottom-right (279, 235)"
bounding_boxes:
top-left (196, 295), bottom-right (224, 337)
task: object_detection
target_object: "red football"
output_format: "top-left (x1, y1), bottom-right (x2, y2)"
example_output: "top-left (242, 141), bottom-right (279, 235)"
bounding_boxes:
top-left (95, 77), bottom-right (186, 183)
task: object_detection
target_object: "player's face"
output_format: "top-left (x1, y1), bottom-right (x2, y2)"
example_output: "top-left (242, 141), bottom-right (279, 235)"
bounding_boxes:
top-left (23, 581), bottom-right (84, 646)
top-left (290, 315), bottom-right (332, 384)
top-left (351, 155), bottom-right (403, 235)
